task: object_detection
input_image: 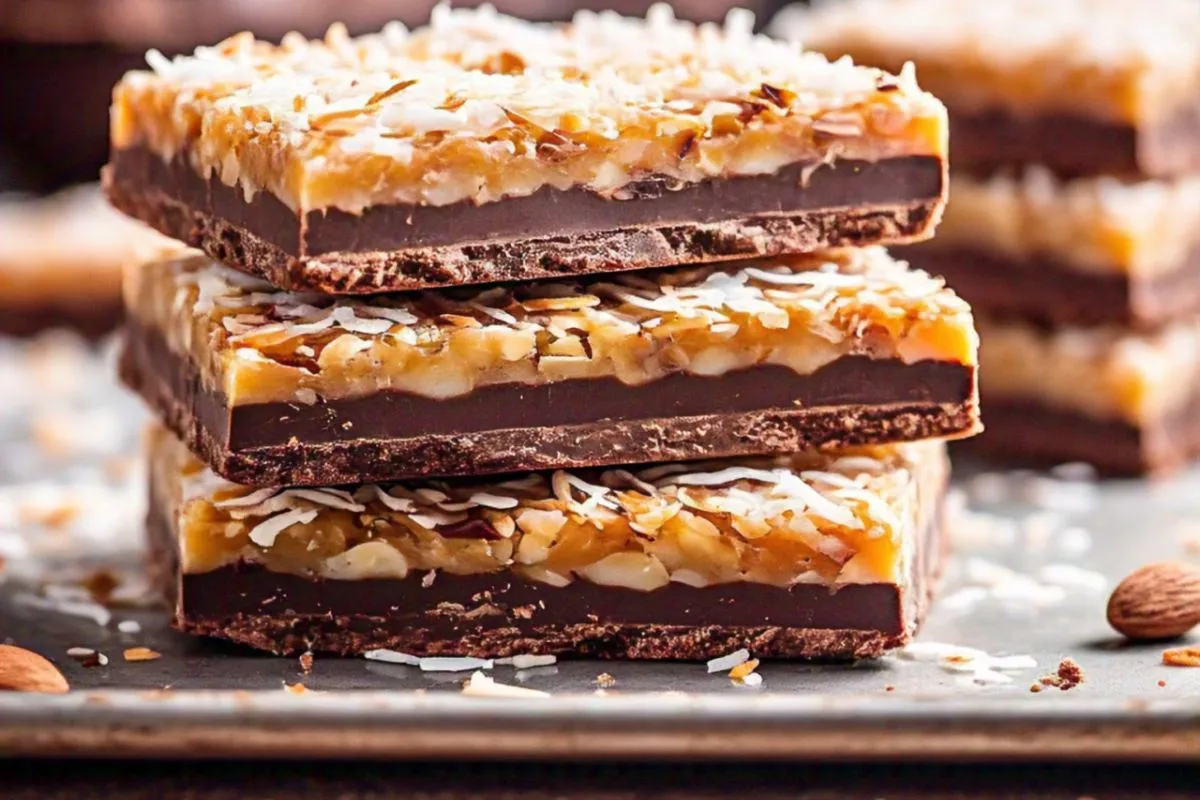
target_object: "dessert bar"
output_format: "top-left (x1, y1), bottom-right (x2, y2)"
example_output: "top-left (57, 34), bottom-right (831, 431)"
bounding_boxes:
top-left (905, 168), bottom-right (1200, 328)
top-left (105, 6), bottom-right (949, 294)
top-left (976, 316), bottom-right (1200, 473)
top-left (148, 425), bottom-right (948, 659)
top-left (0, 185), bottom-right (170, 337)
top-left (120, 247), bottom-right (980, 486)
top-left (789, 0), bottom-right (1200, 178)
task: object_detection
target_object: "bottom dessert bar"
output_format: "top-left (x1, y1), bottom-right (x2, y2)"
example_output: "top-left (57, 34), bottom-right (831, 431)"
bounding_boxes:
top-left (148, 427), bottom-right (948, 660)
top-left (975, 316), bottom-right (1200, 474)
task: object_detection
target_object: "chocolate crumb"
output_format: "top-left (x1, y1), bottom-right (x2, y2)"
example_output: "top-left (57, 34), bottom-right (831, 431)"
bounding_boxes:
top-left (1158, 680), bottom-right (1167, 687)
top-left (884, 685), bottom-right (895, 693)
top-left (299, 651), bottom-right (314, 674)
top-left (1036, 657), bottom-right (1085, 691)
top-left (595, 673), bottom-right (616, 689)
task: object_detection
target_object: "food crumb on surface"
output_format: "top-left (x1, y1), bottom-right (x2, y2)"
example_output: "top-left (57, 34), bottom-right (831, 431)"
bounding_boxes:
top-left (123, 647), bottom-right (161, 662)
top-left (1162, 646), bottom-right (1200, 667)
top-left (595, 672), bottom-right (616, 688)
top-left (1036, 657), bottom-right (1085, 691)
top-left (299, 651), bottom-right (314, 674)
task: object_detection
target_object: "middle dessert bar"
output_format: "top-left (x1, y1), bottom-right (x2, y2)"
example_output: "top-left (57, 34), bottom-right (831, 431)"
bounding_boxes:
top-left (905, 168), bottom-right (1200, 328)
top-left (120, 247), bottom-right (980, 486)
top-left (149, 425), bottom-right (948, 659)
top-left (105, 6), bottom-right (949, 294)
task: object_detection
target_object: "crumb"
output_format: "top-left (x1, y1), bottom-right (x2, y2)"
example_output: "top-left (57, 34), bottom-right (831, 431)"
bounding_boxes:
top-left (1162, 646), bottom-right (1200, 667)
top-left (1158, 680), bottom-right (1167, 687)
top-left (284, 682), bottom-right (312, 695)
top-left (884, 685), bottom-right (895, 692)
top-left (729, 658), bottom-right (759, 682)
top-left (82, 652), bottom-right (108, 668)
top-left (594, 672), bottom-right (616, 688)
top-left (299, 651), bottom-right (314, 674)
top-left (1029, 683), bottom-right (1043, 693)
top-left (82, 569), bottom-right (121, 605)
top-left (123, 647), bottom-right (161, 662)
top-left (1036, 657), bottom-right (1085, 691)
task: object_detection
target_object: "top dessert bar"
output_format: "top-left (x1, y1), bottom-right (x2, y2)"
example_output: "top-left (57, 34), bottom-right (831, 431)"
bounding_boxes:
top-left (788, 0), bottom-right (1200, 178)
top-left (104, 5), bottom-right (949, 294)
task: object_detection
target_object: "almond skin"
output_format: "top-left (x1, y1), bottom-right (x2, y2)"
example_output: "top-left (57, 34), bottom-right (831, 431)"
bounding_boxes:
top-left (1107, 561), bottom-right (1200, 640)
top-left (0, 645), bottom-right (69, 694)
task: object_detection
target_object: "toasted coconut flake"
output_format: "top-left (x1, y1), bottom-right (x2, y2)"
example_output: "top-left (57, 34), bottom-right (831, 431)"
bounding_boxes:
top-left (248, 508), bottom-right (320, 547)
top-left (495, 654), bottom-right (558, 669)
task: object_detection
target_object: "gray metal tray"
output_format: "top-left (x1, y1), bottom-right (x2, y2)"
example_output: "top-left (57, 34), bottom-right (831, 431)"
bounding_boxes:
top-left (1, 336), bottom-right (1198, 760)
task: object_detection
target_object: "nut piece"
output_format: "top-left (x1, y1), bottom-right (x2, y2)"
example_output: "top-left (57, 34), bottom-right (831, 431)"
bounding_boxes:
top-left (1107, 561), bottom-right (1200, 641)
top-left (0, 645), bottom-right (69, 694)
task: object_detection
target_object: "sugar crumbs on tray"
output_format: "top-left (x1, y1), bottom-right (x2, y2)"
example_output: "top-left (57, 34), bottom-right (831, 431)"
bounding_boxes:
top-left (1162, 646), bottom-right (1200, 667)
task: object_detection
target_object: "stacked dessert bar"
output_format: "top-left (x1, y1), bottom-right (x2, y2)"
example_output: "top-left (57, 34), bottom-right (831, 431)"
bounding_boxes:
top-left (796, 0), bottom-right (1200, 473)
top-left (106, 6), bottom-right (980, 659)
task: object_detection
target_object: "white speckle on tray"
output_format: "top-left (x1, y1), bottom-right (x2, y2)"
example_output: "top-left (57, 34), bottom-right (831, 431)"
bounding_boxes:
top-left (117, 620), bottom-right (142, 634)
top-left (1038, 563), bottom-right (1108, 592)
top-left (13, 590), bottom-right (112, 626)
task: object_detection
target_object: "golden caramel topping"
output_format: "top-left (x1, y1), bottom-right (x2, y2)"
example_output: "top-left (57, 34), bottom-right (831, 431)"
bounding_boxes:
top-left (111, 4), bottom-right (946, 212)
top-left (124, 247), bottom-right (977, 406)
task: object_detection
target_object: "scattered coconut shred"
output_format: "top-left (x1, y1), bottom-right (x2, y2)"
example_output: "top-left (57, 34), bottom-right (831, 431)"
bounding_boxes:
top-left (705, 647), bottom-right (762, 686)
top-left (899, 642), bottom-right (1037, 686)
top-left (462, 671), bottom-right (550, 699)
top-left (363, 649), bottom-right (558, 674)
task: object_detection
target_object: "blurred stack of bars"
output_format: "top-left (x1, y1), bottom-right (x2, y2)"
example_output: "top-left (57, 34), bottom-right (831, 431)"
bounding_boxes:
top-left (785, 0), bottom-right (1200, 474)
top-left (0, 0), bottom-right (788, 338)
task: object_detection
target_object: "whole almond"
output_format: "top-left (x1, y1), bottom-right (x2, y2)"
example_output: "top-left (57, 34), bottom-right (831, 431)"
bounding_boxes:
top-left (1107, 561), bottom-right (1200, 640)
top-left (0, 645), bottom-right (69, 694)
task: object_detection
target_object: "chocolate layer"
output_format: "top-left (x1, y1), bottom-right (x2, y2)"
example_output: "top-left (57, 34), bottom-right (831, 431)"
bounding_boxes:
top-left (905, 243), bottom-right (1200, 329)
top-left (104, 146), bottom-right (946, 293)
top-left (0, 299), bottom-right (122, 339)
top-left (120, 318), bottom-right (979, 486)
top-left (148, 486), bottom-right (941, 660)
top-left (966, 395), bottom-right (1200, 476)
top-left (950, 102), bottom-right (1200, 179)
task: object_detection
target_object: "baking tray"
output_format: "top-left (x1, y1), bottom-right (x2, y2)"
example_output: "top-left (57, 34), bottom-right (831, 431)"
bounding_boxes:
top-left (0, 335), bottom-right (1198, 761)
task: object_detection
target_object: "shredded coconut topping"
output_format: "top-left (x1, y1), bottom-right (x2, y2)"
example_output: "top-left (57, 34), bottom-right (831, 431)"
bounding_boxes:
top-left (785, 0), bottom-right (1200, 121)
top-left (111, 4), bottom-right (944, 212)
top-left (157, 425), bottom-right (947, 590)
top-left (127, 247), bottom-right (976, 407)
top-left (934, 168), bottom-right (1200, 275)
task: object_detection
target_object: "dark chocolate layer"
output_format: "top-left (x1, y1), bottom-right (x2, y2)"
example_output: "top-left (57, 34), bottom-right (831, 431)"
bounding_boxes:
top-left (966, 395), bottom-right (1200, 476)
top-left (148, 486), bottom-right (941, 660)
top-left (0, 299), bottom-right (122, 339)
top-left (120, 317), bottom-right (979, 486)
top-left (950, 102), bottom-right (1200, 179)
top-left (905, 243), bottom-right (1200, 329)
top-left (104, 146), bottom-right (946, 293)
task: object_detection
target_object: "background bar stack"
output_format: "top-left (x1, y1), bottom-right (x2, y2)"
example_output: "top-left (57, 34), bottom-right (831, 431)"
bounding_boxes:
top-left (794, 0), bottom-right (1200, 474)
top-left (106, 5), bottom-right (980, 659)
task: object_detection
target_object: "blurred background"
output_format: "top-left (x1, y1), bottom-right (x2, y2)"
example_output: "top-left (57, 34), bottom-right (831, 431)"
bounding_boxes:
top-left (0, 0), bottom-right (795, 193)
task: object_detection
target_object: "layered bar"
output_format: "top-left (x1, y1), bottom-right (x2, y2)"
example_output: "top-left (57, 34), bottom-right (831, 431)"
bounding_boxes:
top-left (120, 247), bottom-right (980, 486)
top-left (104, 5), bottom-right (949, 294)
top-left (976, 316), bottom-right (1200, 474)
top-left (905, 168), bottom-right (1200, 328)
top-left (0, 186), bottom-right (171, 337)
top-left (785, 0), bottom-right (1200, 178)
top-left (148, 425), bottom-right (948, 659)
